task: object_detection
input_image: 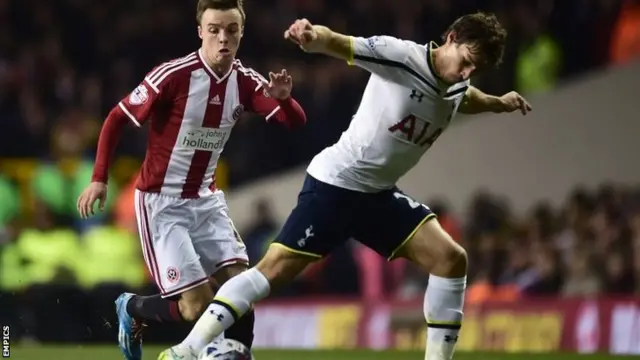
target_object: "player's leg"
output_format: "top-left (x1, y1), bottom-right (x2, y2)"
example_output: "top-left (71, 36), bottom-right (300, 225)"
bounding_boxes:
top-left (210, 264), bottom-right (255, 348)
top-left (178, 245), bottom-right (316, 356)
top-left (395, 219), bottom-right (467, 360)
top-left (357, 189), bottom-right (467, 360)
top-left (178, 191), bottom-right (256, 350)
top-left (135, 264), bottom-right (255, 354)
top-left (176, 175), bottom-right (351, 356)
top-left (118, 192), bottom-right (211, 360)
top-left (123, 278), bottom-right (217, 322)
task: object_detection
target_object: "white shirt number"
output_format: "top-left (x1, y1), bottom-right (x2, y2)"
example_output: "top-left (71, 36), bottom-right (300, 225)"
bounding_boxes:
top-left (393, 192), bottom-right (423, 209)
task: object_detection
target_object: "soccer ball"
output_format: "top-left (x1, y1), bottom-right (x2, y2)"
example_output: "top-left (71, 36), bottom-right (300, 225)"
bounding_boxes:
top-left (197, 339), bottom-right (253, 360)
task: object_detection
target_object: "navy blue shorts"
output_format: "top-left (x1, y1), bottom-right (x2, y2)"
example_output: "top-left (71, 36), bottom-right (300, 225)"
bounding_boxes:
top-left (272, 174), bottom-right (436, 260)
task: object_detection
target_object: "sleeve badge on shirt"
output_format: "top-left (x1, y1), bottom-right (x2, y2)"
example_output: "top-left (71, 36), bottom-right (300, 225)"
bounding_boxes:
top-left (367, 36), bottom-right (387, 50)
top-left (129, 84), bottom-right (149, 105)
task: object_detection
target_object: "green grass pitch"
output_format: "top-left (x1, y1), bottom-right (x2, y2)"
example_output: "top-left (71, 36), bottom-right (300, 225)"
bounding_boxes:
top-left (7, 346), bottom-right (634, 360)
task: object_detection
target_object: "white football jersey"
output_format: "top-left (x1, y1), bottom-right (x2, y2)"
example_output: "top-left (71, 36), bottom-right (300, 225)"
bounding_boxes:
top-left (307, 36), bottom-right (471, 192)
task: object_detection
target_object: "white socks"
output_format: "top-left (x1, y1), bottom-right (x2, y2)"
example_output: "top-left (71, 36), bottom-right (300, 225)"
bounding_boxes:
top-left (178, 268), bottom-right (465, 359)
top-left (424, 275), bottom-right (466, 360)
top-left (181, 268), bottom-right (271, 354)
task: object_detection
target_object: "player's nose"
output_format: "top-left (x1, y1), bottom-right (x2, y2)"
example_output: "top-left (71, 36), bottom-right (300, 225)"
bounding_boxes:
top-left (218, 30), bottom-right (229, 43)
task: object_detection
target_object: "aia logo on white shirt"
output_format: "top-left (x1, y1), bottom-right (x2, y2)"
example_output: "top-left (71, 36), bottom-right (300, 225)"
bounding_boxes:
top-left (129, 84), bottom-right (149, 105)
top-left (388, 114), bottom-right (441, 147)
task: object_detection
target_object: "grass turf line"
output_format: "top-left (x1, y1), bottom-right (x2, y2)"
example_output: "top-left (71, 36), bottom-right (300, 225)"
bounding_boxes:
top-left (7, 346), bottom-right (632, 360)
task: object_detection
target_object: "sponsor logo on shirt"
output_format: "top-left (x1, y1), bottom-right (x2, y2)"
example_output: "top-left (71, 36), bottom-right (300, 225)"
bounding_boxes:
top-left (177, 127), bottom-right (229, 151)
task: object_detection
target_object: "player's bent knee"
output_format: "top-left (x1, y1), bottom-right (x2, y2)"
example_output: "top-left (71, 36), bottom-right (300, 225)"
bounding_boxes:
top-left (438, 241), bottom-right (468, 276)
top-left (400, 219), bottom-right (468, 277)
top-left (255, 243), bottom-right (317, 289)
top-left (213, 263), bottom-right (249, 286)
top-left (178, 283), bottom-right (214, 321)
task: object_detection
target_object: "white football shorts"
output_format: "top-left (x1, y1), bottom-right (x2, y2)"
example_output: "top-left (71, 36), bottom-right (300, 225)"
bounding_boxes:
top-left (134, 189), bottom-right (248, 298)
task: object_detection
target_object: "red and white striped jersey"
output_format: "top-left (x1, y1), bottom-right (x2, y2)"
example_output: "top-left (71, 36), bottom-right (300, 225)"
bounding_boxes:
top-left (119, 49), bottom-right (283, 198)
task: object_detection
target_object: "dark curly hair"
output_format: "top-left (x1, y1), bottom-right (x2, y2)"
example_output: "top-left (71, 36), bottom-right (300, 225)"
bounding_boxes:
top-left (442, 12), bottom-right (507, 68)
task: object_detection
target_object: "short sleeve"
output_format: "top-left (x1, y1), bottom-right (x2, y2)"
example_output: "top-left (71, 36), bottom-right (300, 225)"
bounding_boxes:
top-left (349, 35), bottom-right (430, 89)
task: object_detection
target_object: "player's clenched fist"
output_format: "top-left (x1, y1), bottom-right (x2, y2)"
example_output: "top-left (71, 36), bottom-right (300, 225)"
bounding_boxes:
top-left (284, 18), bottom-right (321, 53)
top-left (77, 181), bottom-right (108, 219)
top-left (498, 91), bottom-right (532, 115)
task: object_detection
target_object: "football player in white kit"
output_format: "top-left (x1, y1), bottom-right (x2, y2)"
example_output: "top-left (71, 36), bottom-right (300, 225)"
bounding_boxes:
top-left (160, 12), bottom-right (531, 360)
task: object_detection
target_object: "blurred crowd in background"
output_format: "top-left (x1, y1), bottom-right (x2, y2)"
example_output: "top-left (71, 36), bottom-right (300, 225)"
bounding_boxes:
top-left (1, 0), bottom-right (640, 343)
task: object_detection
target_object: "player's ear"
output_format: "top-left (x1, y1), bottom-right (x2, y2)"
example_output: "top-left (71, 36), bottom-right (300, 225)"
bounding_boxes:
top-left (446, 31), bottom-right (456, 44)
top-left (197, 25), bottom-right (203, 40)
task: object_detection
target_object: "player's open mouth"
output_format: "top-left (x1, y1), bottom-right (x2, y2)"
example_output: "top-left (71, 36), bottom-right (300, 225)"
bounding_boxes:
top-left (219, 49), bottom-right (231, 55)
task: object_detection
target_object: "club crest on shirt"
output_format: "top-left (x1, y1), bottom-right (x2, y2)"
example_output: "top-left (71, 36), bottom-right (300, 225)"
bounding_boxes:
top-left (129, 84), bottom-right (149, 105)
top-left (232, 104), bottom-right (244, 121)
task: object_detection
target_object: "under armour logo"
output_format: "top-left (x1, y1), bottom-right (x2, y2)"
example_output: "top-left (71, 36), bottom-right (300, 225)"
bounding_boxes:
top-left (444, 335), bottom-right (458, 343)
top-left (210, 310), bottom-right (225, 322)
top-left (409, 89), bottom-right (424, 102)
top-left (297, 225), bottom-right (314, 247)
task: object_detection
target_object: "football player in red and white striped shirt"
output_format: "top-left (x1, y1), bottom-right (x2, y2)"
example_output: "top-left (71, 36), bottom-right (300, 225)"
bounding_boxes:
top-left (76, 0), bottom-right (306, 359)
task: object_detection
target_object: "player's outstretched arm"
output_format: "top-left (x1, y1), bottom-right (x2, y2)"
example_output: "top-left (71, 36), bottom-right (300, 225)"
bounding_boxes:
top-left (459, 86), bottom-right (532, 115)
top-left (285, 19), bottom-right (425, 87)
top-left (284, 19), bottom-right (352, 61)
